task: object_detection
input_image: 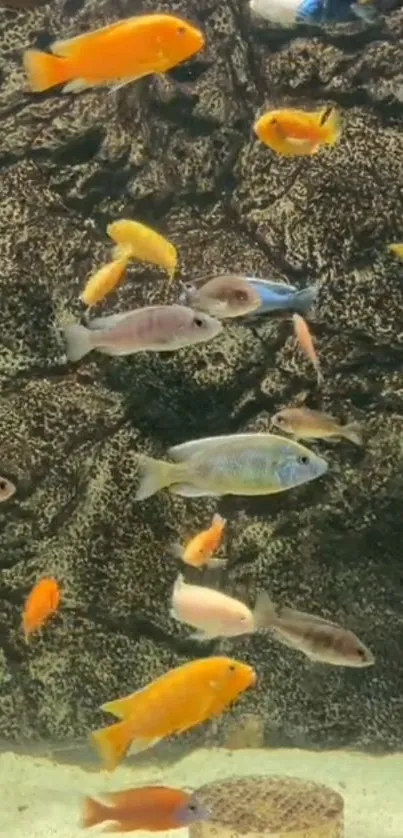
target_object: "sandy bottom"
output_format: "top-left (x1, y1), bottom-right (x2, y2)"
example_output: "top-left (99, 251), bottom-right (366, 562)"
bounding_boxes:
top-left (2, 746), bottom-right (402, 837)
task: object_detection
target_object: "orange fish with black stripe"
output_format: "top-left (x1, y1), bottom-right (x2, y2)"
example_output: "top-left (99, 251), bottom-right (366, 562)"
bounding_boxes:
top-left (23, 14), bottom-right (205, 95)
top-left (90, 657), bottom-right (256, 770)
top-left (81, 785), bottom-right (210, 832)
top-left (254, 106), bottom-right (342, 157)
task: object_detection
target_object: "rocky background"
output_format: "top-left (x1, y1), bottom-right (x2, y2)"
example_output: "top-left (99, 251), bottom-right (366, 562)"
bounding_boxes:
top-left (1, 0), bottom-right (403, 758)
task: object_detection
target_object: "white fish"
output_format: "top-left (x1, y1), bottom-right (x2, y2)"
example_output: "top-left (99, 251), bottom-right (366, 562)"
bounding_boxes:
top-left (63, 305), bottom-right (222, 362)
top-left (171, 574), bottom-right (255, 641)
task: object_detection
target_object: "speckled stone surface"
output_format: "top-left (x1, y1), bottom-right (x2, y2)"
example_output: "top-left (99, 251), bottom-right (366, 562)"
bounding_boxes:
top-left (1, 0), bottom-right (403, 753)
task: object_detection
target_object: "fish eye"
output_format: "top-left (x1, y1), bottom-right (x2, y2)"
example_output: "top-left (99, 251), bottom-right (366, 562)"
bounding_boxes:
top-left (233, 290), bottom-right (247, 301)
top-left (177, 25), bottom-right (187, 34)
top-left (193, 316), bottom-right (205, 328)
top-left (274, 415), bottom-right (285, 425)
top-left (228, 663), bottom-right (236, 672)
top-left (356, 647), bottom-right (366, 659)
top-left (297, 455), bottom-right (309, 466)
top-left (188, 802), bottom-right (198, 811)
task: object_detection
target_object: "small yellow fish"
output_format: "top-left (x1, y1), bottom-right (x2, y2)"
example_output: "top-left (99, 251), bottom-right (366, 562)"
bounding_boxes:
top-left (80, 250), bottom-right (132, 306)
top-left (388, 243), bottom-right (403, 259)
top-left (173, 513), bottom-right (226, 568)
top-left (107, 219), bottom-right (178, 284)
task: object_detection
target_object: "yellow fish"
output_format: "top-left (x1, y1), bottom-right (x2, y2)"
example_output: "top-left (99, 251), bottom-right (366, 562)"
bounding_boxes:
top-left (388, 243), bottom-right (403, 259)
top-left (80, 249), bottom-right (132, 306)
top-left (107, 219), bottom-right (178, 283)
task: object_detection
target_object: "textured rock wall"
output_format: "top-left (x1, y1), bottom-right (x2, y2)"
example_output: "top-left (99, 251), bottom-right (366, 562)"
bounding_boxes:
top-left (1, 0), bottom-right (403, 753)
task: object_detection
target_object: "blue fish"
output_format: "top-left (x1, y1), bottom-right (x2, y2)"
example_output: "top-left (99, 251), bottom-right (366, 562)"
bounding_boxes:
top-left (244, 278), bottom-right (318, 318)
top-left (295, 0), bottom-right (376, 22)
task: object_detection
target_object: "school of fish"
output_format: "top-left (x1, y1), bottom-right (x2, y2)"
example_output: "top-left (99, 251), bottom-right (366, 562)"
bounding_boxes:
top-left (4, 1), bottom-right (392, 830)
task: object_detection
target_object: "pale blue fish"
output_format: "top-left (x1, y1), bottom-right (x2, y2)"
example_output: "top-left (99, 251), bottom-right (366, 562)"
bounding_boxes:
top-left (134, 432), bottom-right (328, 500)
top-left (245, 279), bottom-right (318, 318)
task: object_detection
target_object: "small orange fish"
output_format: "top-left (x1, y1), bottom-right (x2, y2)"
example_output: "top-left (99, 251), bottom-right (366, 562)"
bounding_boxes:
top-left (80, 250), bottom-right (132, 307)
top-left (90, 656), bottom-right (256, 770)
top-left (108, 219), bottom-right (178, 284)
top-left (173, 513), bottom-right (226, 568)
top-left (254, 106), bottom-right (341, 157)
top-left (23, 14), bottom-right (205, 95)
top-left (22, 577), bottom-right (61, 640)
top-left (292, 313), bottom-right (323, 386)
top-left (82, 785), bottom-right (209, 832)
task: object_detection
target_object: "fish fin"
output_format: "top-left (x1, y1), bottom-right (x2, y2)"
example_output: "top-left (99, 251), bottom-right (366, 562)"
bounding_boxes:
top-left (63, 323), bottom-right (93, 362)
top-left (135, 455), bottom-right (179, 501)
top-left (81, 796), bottom-right (108, 828)
top-left (189, 630), bottom-right (216, 642)
top-left (50, 22), bottom-right (124, 57)
top-left (112, 243), bottom-right (136, 260)
top-left (170, 541), bottom-right (185, 560)
top-left (253, 592), bottom-right (279, 629)
top-left (88, 312), bottom-right (131, 331)
top-left (341, 422), bottom-right (363, 447)
top-left (169, 483), bottom-right (222, 498)
top-left (90, 720), bottom-right (133, 771)
top-left (101, 688), bottom-right (146, 720)
top-left (62, 78), bottom-right (92, 93)
top-left (168, 433), bottom-right (273, 461)
top-left (284, 285), bottom-right (318, 315)
top-left (207, 557), bottom-right (227, 569)
top-left (212, 512), bottom-right (226, 526)
top-left (319, 107), bottom-right (342, 146)
top-left (23, 49), bottom-right (70, 93)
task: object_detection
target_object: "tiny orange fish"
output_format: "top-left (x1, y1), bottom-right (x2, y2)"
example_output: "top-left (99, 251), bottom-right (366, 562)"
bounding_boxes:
top-left (23, 14), bottom-right (205, 95)
top-left (80, 250), bottom-right (132, 307)
top-left (173, 513), bottom-right (226, 568)
top-left (82, 785), bottom-right (209, 832)
top-left (90, 656), bottom-right (256, 770)
top-left (254, 106), bottom-right (341, 157)
top-left (22, 577), bottom-right (61, 640)
top-left (292, 313), bottom-right (323, 386)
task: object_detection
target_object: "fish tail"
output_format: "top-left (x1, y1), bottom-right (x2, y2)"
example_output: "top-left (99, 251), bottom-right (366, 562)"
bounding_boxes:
top-left (291, 285), bottom-right (318, 315)
top-left (170, 541), bottom-right (185, 561)
top-left (63, 323), bottom-right (93, 362)
top-left (90, 719), bottom-right (133, 771)
top-left (253, 592), bottom-right (279, 629)
top-left (112, 243), bottom-right (135, 261)
top-left (341, 422), bottom-right (363, 447)
top-left (135, 455), bottom-right (181, 501)
top-left (23, 49), bottom-right (71, 93)
top-left (81, 796), bottom-right (109, 828)
top-left (319, 107), bottom-right (342, 145)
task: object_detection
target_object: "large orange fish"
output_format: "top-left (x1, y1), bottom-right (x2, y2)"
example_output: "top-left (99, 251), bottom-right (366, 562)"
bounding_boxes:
top-left (254, 106), bottom-right (341, 157)
top-left (22, 577), bottom-right (61, 640)
top-left (23, 14), bottom-right (205, 95)
top-left (90, 657), bottom-right (256, 770)
top-left (82, 785), bottom-right (209, 832)
top-left (108, 219), bottom-right (178, 284)
top-left (173, 513), bottom-right (227, 568)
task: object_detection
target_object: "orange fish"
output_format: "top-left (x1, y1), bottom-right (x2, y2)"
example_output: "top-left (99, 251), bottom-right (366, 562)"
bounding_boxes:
top-left (173, 513), bottom-right (227, 568)
top-left (292, 313), bottom-right (323, 386)
top-left (23, 14), bottom-right (205, 95)
top-left (254, 106), bottom-right (341, 157)
top-left (22, 577), bottom-right (61, 640)
top-left (80, 250), bottom-right (132, 307)
top-left (82, 785), bottom-right (209, 832)
top-left (90, 656), bottom-right (256, 770)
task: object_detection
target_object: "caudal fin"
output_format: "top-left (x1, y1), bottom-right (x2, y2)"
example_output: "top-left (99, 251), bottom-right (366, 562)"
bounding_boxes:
top-left (90, 720), bottom-right (133, 771)
top-left (63, 323), bottom-right (94, 362)
top-left (23, 49), bottom-right (70, 93)
top-left (291, 285), bottom-right (318, 315)
top-left (319, 107), bottom-right (342, 146)
top-left (253, 592), bottom-right (278, 630)
top-left (81, 796), bottom-right (108, 829)
top-left (135, 455), bottom-right (178, 501)
top-left (341, 422), bottom-right (363, 447)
